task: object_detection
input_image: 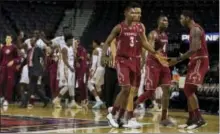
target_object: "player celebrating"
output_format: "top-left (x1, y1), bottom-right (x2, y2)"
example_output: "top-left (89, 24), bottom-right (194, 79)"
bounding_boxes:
top-left (102, 2), bottom-right (167, 128)
top-left (87, 39), bottom-right (105, 109)
top-left (134, 15), bottom-right (175, 126)
top-left (169, 10), bottom-right (209, 130)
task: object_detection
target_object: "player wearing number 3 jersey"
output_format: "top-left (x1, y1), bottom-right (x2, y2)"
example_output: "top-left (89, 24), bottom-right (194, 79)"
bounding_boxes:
top-left (101, 2), bottom-right (166, 128)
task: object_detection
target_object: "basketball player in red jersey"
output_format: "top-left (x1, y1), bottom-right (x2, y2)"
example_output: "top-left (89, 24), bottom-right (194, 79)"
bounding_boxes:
top-left (169, 10), bottom-right (209, 129)
top-left (134, 15), bottom-right (175, 126)
top-left (0, 35), bottom-right (21, 105)
top-left (102, 3), bottom-right (167, 128)
top-left (122, 7), bottom-right (144, 129)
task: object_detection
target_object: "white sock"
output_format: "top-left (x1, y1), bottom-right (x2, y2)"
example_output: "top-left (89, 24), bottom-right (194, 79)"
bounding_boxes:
top-left (95, 96), bottom-right (101, 102)
top-left (140, 103), bottom-right (144, 109)
top-left (152, 100), bottom-right (158, 107)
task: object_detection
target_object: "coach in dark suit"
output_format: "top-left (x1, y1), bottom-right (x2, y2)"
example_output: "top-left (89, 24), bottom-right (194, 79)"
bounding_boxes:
top-left (20, 37), bottom-right (49, 108)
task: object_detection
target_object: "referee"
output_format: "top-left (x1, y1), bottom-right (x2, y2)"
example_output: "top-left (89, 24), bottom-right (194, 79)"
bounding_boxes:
top-left (102, 39), bottom-right (121, 107)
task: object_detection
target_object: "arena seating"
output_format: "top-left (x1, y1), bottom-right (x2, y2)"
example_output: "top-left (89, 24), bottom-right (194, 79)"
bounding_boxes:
top-left (1, 1), bottom-right (65, 38)
top-left (81, 0), bottom-right (218, 47)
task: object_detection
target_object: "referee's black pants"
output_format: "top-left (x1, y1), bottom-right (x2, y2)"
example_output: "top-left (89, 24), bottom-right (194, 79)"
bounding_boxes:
top-left (102, 67), bottom-right (121, 108)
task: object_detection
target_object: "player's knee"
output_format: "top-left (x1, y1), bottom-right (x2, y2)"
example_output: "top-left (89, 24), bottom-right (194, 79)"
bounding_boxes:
top-left (87, 81), bottom-right (95, 91)
top-left (184, 84), bottom-right (197, 98)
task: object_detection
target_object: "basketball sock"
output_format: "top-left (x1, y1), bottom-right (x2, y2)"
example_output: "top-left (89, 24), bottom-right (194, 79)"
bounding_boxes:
top-left (118, 108), bottom-right (125, 119)
top-left (95, 96), bottom-right (101, 102)
top-left (127, 111), bottom-right (134, 120)
top-left (189, 111), bottom-right (194, 120)
top-left (194, 108), bottom-right (202, 120)
top-left (111, 106), bottom-right (120, 116)
top-left (161, 109), bottom-right (168, 120)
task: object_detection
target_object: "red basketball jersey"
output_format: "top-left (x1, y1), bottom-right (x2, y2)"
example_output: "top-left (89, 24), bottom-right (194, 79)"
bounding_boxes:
top-left (148, 29), bottom-right (168, 60)
top-left (116, 22), bottom-right (143, 58)
top-left (189, 23), bottom-right (209, 59)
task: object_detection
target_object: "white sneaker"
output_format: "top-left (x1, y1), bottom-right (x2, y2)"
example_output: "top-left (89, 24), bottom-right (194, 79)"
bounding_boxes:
top-left (52, 97), bottom-right (62, 108)
top-left (68, 100), bottom-right (82, 109)
top-left (107, 113), bottom-right (119, 128)
top-left (3, 100), bottom-right (8, 106)
top-left (92, 101), bottom-right (104, 109)
top-left (123, 118), bottom-right (142, 129)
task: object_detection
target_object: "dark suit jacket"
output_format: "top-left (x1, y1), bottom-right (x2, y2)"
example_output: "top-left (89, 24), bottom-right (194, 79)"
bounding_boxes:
top-left (28, 47), bottom-right (45, 77)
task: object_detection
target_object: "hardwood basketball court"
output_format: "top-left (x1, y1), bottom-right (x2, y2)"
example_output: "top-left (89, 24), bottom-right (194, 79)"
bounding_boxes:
top-left (0, 104), bottom-right (219, 133)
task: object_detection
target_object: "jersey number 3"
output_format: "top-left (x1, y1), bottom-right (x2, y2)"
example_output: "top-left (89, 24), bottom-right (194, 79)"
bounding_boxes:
top-left (129, 36), bottom-right (135, 47)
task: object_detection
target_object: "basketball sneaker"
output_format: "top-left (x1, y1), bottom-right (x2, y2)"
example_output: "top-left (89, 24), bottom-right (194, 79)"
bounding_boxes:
top-left (178, 118), bottom-right (194, 129)
top-left (52, 97), bottom-right (62, 108)
top-left (123, 118), bottom-right (143, 129)
top-left (107, 113), bottom-right (119, 128)
top-left (3, 100), bottom-right (8, 106)
top-left (92, 101), bottom-right (104, 109)
top-left (160, 117), bottom-right (176, 127)
top-left (186, 118), bottom-right (207, 130)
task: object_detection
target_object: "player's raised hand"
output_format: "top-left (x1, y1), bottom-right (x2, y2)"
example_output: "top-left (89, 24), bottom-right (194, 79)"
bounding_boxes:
top-left (155, 53), bottom-right (169, 67)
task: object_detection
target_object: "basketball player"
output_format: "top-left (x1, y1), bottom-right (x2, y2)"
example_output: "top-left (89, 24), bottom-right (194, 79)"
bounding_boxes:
top-left (102, 3), bottom-right (167, 128)
top-left (87, 40), bottom-right (105, 109)
top-left (0, 35), bottom-right (21, 106)
top-left (169, 10), bottom-right (209, 129)
top-left (122, 6), bottom-right (144, 129)
top-left (52, 34), bottom-right (81, 109)
top-left (49, 47), bottom-right (60, 98)
top-left (134, 15), bottom-right (175, 126)
top-left (75, 43), bottom-right (88, 107)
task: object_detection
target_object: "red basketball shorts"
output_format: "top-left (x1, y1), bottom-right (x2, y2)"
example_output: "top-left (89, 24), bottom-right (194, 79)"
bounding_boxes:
top-left (185, 57), bottom-right (209, 86)
top-left (115, 57), bottom-right (141, 88)
top-left (145, 58), bottom-right (171, 91)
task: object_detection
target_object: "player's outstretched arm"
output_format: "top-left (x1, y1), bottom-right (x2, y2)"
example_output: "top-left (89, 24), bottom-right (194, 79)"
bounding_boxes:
top-left (139, 23), bottom-right (157, 55)
top-left (169, 27), bottom-right (201, 66)
top-left (102, 25), bottom-right (121, 56)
